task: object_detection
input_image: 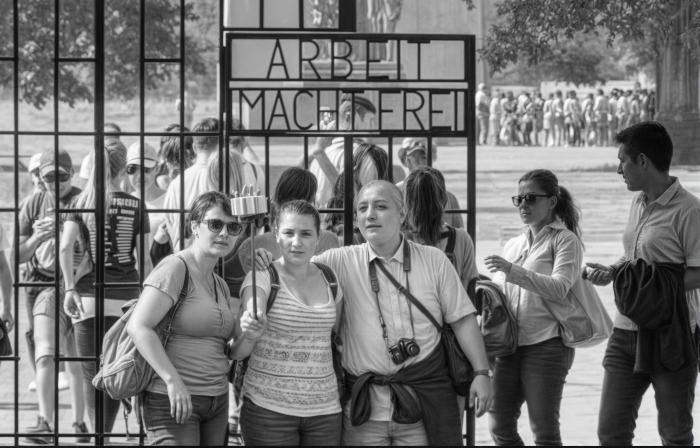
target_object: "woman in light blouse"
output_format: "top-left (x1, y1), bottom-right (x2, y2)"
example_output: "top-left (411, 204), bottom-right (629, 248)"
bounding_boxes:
top-left (485, 169), bottom-right (584, 446)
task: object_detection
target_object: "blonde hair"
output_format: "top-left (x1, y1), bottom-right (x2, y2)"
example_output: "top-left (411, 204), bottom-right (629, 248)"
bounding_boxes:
top-left (73, 139), bottom-right (127, 224)
top-left (207, 150), bottom-right (245, 195)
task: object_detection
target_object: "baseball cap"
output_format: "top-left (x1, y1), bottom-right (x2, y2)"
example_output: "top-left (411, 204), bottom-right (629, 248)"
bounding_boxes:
top-left (39, 148), bottom-right (73, 176)
top-left (126, 142), bottom-right (158, 168)
top-left (27, 153), bottom-right (43, 174)
top-left (399, 138), bottom-right (438, 161)
top-left (340, 94), bottom-right (377, 114)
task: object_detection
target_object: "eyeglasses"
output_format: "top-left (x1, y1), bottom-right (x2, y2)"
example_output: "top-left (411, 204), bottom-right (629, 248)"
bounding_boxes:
top-left (126, 164), bottom-right (157, 175)
top-left (512, 194), bottom-right (552, 207)
top-left (200, 219), bottom-right (243, 236)
top-left (42, 172), bottom-right (71, 183)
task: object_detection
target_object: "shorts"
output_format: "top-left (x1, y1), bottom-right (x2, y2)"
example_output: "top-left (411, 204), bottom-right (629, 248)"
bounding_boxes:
top-left (33, 288), bottom-right (73, 362)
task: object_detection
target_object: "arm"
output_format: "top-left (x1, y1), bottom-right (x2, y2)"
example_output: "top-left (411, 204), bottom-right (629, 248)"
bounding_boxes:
top-left (685, 267), bottom-right (700, 292)
top-left (0, 253), bottom-right (13, 333)
top-left (126, 286), bottom-right (191, 424)
top-left (60, 221), bottom-right (84, 318)
top-left (135, 238), bottom-right (153, 279)
top-left (17, 229), bottom-right (51, 265)
top-left (230, 284), bottom-right (269, 360)
top-left (451, 314), bottom-right (493, 417)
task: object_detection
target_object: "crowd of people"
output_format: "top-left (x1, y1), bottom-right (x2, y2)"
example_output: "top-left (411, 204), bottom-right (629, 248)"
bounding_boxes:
top-left (0, 93), bottom-right (698, 447)
top-left (476, 83), bottom-right (657, 148)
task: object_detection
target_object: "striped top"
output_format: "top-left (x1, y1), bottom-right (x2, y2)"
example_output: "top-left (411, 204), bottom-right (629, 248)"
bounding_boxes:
top-left (240, 266), bottom-right (343, 417)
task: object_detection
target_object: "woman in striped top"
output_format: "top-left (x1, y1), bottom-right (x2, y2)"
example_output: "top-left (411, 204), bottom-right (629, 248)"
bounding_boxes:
top-left (239, 200), bottom-right (344, 446)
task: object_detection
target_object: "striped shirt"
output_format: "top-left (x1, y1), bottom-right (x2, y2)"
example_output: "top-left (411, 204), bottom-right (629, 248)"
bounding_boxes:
top-left (241, 266), bottom-right (343, 417)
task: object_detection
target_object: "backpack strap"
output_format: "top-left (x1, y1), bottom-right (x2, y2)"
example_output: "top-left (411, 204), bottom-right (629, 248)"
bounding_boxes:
top-left (266, 264), bottom-right (281, 313)
top-left (162, 255), bottom-right (190, 347)
top-left (312, 262), bottom-right (339, 300)
top-left (443, 226), bottom-right (456, 267)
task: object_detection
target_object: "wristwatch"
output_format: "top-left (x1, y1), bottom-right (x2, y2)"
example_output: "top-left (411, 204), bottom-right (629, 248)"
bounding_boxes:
top-left (474, 369), bottom-right (494, 380)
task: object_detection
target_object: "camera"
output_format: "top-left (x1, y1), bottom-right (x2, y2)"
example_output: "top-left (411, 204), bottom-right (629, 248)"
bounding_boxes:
top-left (388, 338), bottom-right (421, 365)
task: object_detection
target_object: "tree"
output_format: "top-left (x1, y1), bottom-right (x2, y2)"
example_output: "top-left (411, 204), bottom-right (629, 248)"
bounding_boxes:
top-left (0, 0), bottom-right (210, 109)
top-left (477, 0), bottom-right (682, 78)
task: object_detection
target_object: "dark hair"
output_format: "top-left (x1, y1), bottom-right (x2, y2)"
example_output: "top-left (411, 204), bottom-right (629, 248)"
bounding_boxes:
top-left (275, 199), bottom-right (321, 236)
top-left (104, 122), bottom-right (121, 138)
top-left (519, 169), bottom-right (583, 243)
top-left (353, 143), bottom-right (390, 192)
top-left (614, 121), bottom-right (673, 172)
top-left (160, 124), bottom-right (194, 166)
top-left (404, 166), bottom-right (448, 246)
top-left (188, 191), bottom-right (233, 228)
top-left (192, 118), bottom-right (219, 151)
top-left (229, 118), bottom-right (247, 150)
top-left (274, 167), bottom-right (317, 205)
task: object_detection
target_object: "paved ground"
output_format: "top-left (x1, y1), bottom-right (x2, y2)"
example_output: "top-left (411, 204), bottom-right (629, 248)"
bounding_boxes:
top-left (1, 143), bottom-right (699, 445)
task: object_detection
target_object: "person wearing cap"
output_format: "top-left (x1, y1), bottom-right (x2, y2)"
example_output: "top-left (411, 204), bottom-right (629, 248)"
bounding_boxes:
top-left (127, 141), bottom-right (167, 247)
top-left (305, 94), bottom-right (377, 209)
top-left (15, 148), bottom-right (90, 443)
top-left (396, 138), bottom-right (465, 230)
top-left (20, 153), bottom-right (46, 208)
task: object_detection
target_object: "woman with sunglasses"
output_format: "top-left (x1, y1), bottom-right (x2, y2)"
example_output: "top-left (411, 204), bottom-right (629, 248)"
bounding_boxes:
top-left (61, 139), bottom-right (152, 438)
top-left (484, 169), bottom-right (584, 446)
top-left (127, 142), bottom-right (166, 243)
top-left (128, 191), bottom-right (266, 446)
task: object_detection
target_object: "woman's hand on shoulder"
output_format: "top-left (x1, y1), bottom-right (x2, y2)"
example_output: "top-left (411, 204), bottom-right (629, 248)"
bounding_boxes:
top-left (241, 310), bottom-right (268, 342)
top-left (254, 249), bottom-right (274, 270)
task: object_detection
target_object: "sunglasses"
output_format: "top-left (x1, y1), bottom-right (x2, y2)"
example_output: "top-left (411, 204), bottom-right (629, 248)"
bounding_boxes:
top-left (512, 194), bottom-right (552, 207)
top-left (126, 164), bottom-right (157, 175)
top-left (42, 171), bottom-right (71, 183)
top-left (200, 219), bottom-right (243, 236)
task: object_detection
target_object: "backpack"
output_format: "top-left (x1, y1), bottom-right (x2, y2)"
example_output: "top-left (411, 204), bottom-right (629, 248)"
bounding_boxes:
top-left (232, 262), bottom-right (345, 404)
top-left (92, 255), bottom-right (190, 401)
top-left (475, 280), bottom-right (518, 358)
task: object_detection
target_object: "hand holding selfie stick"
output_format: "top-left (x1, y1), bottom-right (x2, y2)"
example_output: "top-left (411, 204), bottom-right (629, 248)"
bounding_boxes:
top-left (231, 185), bottom-right (268, 320)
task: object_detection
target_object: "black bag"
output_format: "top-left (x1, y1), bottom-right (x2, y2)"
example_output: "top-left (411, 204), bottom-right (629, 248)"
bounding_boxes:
top-left (0, 318), bottom-right (12, 357)
top-left (372, 243), bottom-right (474, 396)
top-left (233, 263), bottom-right (346, 404)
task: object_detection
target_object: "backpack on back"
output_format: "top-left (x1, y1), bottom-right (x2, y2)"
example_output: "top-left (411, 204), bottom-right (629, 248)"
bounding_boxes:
top-left (92, 255), bottom-right (190, 400)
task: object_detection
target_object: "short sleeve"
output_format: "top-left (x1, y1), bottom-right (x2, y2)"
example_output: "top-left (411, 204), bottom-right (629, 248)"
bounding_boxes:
top-left (0, 224), bottom-right (9, 251)
top-left (681, 209), bottom-right (700, 267)
top-left (317, 231), bottom-right (340, 255)
top-left (434, 248), bottom-right (476, 324)
top-left (142, 255), bottom-right (187, 304)
top-left (240, 268), bottom-right (272, 299)
top-left (333, 282), bottom-right (344, 305)
top-left (18, 193), bottom-right (39, 237)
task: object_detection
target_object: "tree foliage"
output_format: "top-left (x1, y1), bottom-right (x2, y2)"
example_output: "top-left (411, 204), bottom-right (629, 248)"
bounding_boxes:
top-left (0, 0), bottom-right (210, 109)
top-left (478, 0), bottom-right (684, 78)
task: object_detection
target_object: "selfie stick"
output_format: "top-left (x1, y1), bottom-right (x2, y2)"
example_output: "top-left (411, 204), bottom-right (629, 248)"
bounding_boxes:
top-left (231, 196), bottom-right (268, 319)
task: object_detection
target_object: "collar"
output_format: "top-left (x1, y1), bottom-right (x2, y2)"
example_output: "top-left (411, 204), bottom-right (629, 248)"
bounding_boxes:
top-left (524, 220), bottom-right (567, 244)
top-left (637, 177), bottom-right (680, 207)
top-left (368, 236), bottom-right (406, 265)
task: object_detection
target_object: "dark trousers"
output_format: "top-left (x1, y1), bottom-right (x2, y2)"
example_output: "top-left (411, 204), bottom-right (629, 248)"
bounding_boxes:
top-left (142, 391), bottom-right (229, 446)
top-left (73, 316), bottom-right (121, 433)
top-left (488, 337), bottom-right (575, 446)
top-left (240, 397), bottom-right (342, 446)
top-left (598, 329), bottom-right (697, 446)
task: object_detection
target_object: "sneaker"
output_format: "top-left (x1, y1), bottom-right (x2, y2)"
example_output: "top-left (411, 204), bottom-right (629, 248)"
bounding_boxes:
top-left (23, 416), bottom-right (53, 444)
top-left (28, 380), bottom-right (36, 392)
top-left (73, 421), bottom-right (90, 443)
top-left (58, 372), bottom-right (69, 391)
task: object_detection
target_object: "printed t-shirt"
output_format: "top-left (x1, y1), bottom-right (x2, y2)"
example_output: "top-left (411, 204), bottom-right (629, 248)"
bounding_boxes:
top-left (240, 266), bottom-right (343, 417)
top-left (131, 190), bottom-right (166, 238)
top-left (67, 191), bottom-right (149, 302)
top-left (144, 251), bottom-right (238, 397)
top-left (163, 164), bottom-right (210, 250)
top-left (18, 187), bottom-right (83, 277)
top-left (309, 138), bottom-right (362, 208)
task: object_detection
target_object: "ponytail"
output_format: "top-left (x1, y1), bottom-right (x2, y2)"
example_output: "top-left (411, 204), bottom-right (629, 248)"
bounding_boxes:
top-left (519, 169), bottom-right (583, 245)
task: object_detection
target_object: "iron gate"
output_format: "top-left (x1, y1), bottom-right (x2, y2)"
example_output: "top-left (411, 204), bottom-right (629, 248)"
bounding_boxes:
top-left (0, 0), bottom-right (476, 445)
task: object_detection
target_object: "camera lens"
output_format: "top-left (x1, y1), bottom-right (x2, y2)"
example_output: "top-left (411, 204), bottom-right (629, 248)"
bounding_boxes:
top-left (406, 341), bottom-right (421, 357)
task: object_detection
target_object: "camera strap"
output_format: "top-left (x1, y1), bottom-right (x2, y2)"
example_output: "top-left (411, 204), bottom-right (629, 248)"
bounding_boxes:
top-left (368, 241), bottom-right (420, 352)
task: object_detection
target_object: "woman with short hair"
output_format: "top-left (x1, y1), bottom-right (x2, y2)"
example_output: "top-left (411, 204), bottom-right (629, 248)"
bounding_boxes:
top-left (128, 191), bottom-right (266, 446)
top-left (485, 169), bottom-right (584, 446)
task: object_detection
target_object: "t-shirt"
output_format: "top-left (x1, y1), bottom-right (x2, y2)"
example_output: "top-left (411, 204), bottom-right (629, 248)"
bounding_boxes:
top-left (130, 190), bottom-right (166, 237)
top-left (18, 187), bottom-right (83, 277)
top-left (144, 251), bottom-right (238, 397)
top-left (163, 164), bottom-right (211, 250)
top-left (67, 191), bottom-right (150, 300)
top-left (309, 138), bottom-right (363, 208)
top-left (240, 266), bottom-right (343, 417)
